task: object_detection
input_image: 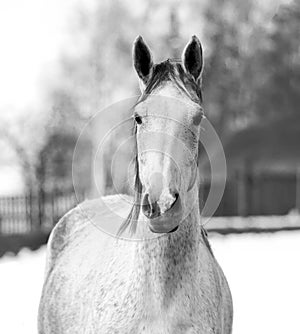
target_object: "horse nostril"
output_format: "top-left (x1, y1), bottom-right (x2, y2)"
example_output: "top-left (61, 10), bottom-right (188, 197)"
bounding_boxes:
top-left (142, 193), bottom-right (160, 219)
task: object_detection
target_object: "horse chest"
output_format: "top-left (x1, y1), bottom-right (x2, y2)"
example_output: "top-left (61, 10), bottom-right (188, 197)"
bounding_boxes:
top-left (91, 277), bottom-right (203, 334)
top-left (40, 218), bottom-right (228, 334)
top-left (89, 252), bottom-right (210, 333)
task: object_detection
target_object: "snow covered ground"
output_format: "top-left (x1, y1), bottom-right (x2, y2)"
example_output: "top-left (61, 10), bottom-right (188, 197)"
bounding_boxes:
top-left (0, 231), bottom-right (300, 334)
top-left (212, 231), bottom-right (300, 334)
top-left (0, 246), bottom-right (46, 334)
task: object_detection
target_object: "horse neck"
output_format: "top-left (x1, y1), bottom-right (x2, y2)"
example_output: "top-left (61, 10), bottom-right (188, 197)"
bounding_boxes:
top-left (135, 186), bottom-right (204, 281)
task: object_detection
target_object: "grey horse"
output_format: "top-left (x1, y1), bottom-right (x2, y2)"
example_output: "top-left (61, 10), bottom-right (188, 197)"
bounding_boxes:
top-left (38, 36), bottom-right (233, 334)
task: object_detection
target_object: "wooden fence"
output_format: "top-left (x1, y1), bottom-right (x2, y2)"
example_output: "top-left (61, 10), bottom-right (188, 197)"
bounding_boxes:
top-left (0, 190), bottom-right (82, 235)
top-left (0, 171), bottom-right (299, 235)
top-left (200, 171), bottom-right (299, 216)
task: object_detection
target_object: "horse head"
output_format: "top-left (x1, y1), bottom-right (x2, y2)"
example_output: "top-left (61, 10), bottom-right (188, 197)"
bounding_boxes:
top-left (119, 36), bottom-right (205, 235)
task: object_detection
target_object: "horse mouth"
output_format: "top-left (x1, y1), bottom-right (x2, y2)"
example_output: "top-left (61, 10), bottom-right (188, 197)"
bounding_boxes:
top-left (167, 225), bottom-right (179, 233)
top-left (148, 211), bottom-right (181, 234)
top-left (149, 224), bottom-right (179, 234)
top-left (147, 195), bottom-right (182, 234)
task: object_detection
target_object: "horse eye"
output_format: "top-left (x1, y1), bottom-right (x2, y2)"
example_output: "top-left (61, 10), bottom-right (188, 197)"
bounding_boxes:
top-left (134, 115), bottom-right (142, 125)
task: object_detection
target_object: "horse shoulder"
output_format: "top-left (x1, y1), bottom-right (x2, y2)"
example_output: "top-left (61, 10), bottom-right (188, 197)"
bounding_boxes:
top-left (44, 205), bottom-right (86, 273)
top-left (44, 195), bottom-right (132, 273)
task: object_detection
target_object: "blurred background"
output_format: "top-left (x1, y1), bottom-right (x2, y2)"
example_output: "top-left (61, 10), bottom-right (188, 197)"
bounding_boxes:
top-left (0, 0), bottom-right (299, 333)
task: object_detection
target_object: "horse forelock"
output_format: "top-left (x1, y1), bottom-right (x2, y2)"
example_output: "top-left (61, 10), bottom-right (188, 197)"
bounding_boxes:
top-left (139, 59), bottom-right (203, 105)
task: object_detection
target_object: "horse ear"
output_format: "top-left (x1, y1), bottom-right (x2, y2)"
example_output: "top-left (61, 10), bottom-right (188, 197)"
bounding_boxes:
top-left (132, 36), bottom-right (153, 85)
top-left (182, 35), bottom-right (203, 82)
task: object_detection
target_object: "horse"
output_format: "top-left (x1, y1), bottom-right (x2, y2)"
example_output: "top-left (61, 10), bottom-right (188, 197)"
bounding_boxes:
top-left (38, 36), bottom-right (233, 334)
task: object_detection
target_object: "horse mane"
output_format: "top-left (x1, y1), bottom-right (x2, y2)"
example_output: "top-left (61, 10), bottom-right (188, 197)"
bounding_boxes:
top-left (117, 59), bottom-right (203, 236)
top-left (116, 121), bottom-right (143, 236)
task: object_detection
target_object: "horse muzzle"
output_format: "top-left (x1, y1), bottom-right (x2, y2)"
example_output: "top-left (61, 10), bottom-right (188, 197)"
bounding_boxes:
top-left (142, 192), bottom-right (182, 233)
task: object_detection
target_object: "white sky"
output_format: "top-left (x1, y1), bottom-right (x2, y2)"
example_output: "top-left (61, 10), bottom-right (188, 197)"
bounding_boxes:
top-left (0, 0), bottom-right (94, 116)
top-left (0, 0), bottom-right (95, 194)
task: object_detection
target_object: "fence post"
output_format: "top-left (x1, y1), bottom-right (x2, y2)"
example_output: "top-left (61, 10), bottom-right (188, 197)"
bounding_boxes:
top-left (51, 189), bottom-right (55, 227)
top-left (237, 167), bottom-right (247, 216)
top-left (296, 166), bottom-right (300, 214)
top-left (38, 187), bottom-right (45, 230)
top-left (236, 160), bottom-right (253, 217)
top-left (28, 191), bottom-right (34, 232)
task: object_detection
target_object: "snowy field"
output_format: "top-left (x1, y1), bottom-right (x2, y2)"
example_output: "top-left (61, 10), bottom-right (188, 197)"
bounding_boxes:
top-left (0, 231), bottom-right (300, 334)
